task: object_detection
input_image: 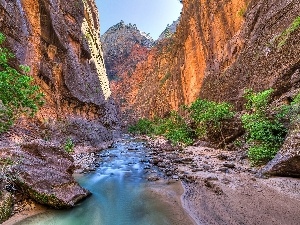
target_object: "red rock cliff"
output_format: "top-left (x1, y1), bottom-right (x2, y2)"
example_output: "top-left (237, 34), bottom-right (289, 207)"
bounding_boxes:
top-left (0, 0), bottom-right (120, 145)
top-left (115, 0), bottom-right (299, 121)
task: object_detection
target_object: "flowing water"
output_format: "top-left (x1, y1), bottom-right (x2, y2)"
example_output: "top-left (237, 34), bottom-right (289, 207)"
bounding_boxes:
top-left (15, 135), bottom-right (193, 225)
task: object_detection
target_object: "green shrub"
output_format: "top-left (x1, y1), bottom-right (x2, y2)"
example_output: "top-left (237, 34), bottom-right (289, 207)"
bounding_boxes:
top-left (64, 138), bottom-right (74, 153)
top-left (0, 33), bottom-right (44, 133)
top-left (242, 89), bottom-right (287, 164)
top-left (128, 118), bottom-right (154, 135)
top-left (153, 111), bottom-right (193, 145)
top-left (129, 112), bottom-right (193, 145)
top-left (188, 99), bottom-right (235, 138)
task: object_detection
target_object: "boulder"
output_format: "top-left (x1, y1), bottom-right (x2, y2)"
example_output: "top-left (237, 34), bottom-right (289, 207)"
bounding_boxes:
top-left (12, 140), bottom-right (90, 208)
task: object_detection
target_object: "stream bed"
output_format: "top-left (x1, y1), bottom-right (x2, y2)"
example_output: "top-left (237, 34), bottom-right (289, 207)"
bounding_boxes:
top-left (15, 135), bottom-right (194, 225)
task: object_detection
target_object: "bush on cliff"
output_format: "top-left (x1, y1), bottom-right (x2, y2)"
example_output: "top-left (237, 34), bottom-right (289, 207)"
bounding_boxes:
top-left (188, 99), bottom-right (235, 144)
top-left (241, 89), bottom-right (287, 164)
top-left (0, 33), bottom-right (44, 133)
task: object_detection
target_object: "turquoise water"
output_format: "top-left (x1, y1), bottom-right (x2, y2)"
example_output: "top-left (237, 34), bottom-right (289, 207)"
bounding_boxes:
top-left (16, 136), bottom-right (186, 225)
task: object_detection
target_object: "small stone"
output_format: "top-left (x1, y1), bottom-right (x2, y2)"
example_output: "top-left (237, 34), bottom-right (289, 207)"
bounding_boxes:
top-left (223, 163), bottom-right (235, 168)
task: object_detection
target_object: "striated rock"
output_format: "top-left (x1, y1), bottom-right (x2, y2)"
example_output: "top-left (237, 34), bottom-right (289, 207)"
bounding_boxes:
top-left (112, 0), bottom-right (248, 120)
top-left (0, 191), bottom-right (13, 223)
top-left (261, 119), bottom-right (300, 177)
top-left (9, 140), bottom-right (90, 208)
top-left (0, 0), bottom-right (120, 145)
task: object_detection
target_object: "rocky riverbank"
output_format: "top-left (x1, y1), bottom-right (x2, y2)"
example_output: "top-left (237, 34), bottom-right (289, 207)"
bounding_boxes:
top-left (2, 135), bottom-right (300, 225)
top-left (142, 136), bottom-right (300, 225)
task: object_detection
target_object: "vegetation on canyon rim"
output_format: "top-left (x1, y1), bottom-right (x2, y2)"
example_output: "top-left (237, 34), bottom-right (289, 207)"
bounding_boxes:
top-left (129, 89), bottom-right (300, 165)
top-left (0, 33), bottom-right (44, 133)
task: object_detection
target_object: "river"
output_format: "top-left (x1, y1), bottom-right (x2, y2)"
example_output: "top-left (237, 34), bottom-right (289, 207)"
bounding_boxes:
top-left (15, 135), bottom-right (194, 225)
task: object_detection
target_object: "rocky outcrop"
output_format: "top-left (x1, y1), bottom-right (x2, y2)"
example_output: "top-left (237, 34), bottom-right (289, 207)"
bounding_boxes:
top-left (101, 21), bottom-right (154, 125)
top-left (0, 0), bottom-right (120, 145)
top-left (110, 0), bottom-right (249, 120)
top-left (9, 140), bottom-right (90, 208)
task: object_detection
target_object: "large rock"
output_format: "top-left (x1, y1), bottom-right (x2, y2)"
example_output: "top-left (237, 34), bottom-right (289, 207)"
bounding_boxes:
top-left (0, 0), bottom-right (120, 145)
top-left (261, 119), bottom-right (300, 177)
top-left (11, 140), bottom-right (90, 208)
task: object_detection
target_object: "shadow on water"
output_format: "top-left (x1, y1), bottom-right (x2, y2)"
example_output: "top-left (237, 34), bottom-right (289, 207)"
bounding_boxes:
top-left (15, 135), bottom-right (193, 225)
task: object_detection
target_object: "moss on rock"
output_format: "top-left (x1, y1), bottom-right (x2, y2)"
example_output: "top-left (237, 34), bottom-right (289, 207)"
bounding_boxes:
top-left (0, 191), bottom-right (13, 223)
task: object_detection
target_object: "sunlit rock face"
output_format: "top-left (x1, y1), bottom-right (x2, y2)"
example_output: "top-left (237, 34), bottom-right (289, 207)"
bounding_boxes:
top-left (108, 0), bottom-right (248, 121)
top-left (0, 0), bottom-right (120, 144)
top-left (109, 0), bottom-right (299, 121)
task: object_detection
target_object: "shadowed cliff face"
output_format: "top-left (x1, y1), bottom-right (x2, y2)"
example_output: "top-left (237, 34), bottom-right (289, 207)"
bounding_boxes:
top-left (0, 0), bottom-right (120, 144)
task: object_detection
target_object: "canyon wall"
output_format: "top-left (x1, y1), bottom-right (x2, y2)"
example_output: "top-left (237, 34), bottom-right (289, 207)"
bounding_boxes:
top-left (113, 0), bottom-right (299, 120)
top-left (0, 0), bottom-right (120, 146)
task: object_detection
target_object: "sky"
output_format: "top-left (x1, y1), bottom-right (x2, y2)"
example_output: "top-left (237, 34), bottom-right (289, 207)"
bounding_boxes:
top-left (95, 0), bottom-right (182, 40)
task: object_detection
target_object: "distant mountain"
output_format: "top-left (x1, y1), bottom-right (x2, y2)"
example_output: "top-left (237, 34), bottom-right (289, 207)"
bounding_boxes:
top-left (156, 18), bottom-right (180, 42)
top-left (101, 21), bottom-right (154, 80)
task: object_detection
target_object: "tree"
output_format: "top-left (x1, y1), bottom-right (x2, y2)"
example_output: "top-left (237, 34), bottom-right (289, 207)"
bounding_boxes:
top-left (0, 33), bottom-right (44, 133)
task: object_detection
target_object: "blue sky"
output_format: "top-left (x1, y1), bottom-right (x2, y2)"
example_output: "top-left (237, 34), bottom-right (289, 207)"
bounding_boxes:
top-left (95, 0), bottom-right (182, 40)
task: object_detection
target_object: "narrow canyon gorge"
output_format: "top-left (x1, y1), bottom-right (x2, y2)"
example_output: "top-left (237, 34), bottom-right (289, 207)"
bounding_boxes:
top-left (0, 0), bottom-right (300, 224)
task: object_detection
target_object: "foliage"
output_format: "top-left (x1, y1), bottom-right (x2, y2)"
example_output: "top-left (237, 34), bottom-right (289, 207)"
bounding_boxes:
top-left (129, 99), bottom-right (234, 146)
top-left (241, 89), bottom-right (287, 164)
top-left (0, 33), bottom-right (44, 133)
top-left (128, 118), bottom-right (154, 135)
top-left (276, 92), bottom-right (300, 121)
top-left (64, 138), bottom-right (74, 153)
top-left (277, 16), bottom-right (300, 48)
top-left (129, 112), bottom-right (193, 145)
top-left (152, 111), bottom-right (193, 145)
top-left (188, 99), bottom-right (235, 138)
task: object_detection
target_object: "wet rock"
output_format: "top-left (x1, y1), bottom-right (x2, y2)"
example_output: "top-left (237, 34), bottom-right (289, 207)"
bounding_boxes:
top-left (12, 140), bottom-right (90, 209)
top-left (172, 175), bottom-right (179, 180)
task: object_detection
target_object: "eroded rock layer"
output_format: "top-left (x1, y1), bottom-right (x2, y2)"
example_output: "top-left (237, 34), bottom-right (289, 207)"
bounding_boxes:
top-left (0, 0), bottom-right (120, 145)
